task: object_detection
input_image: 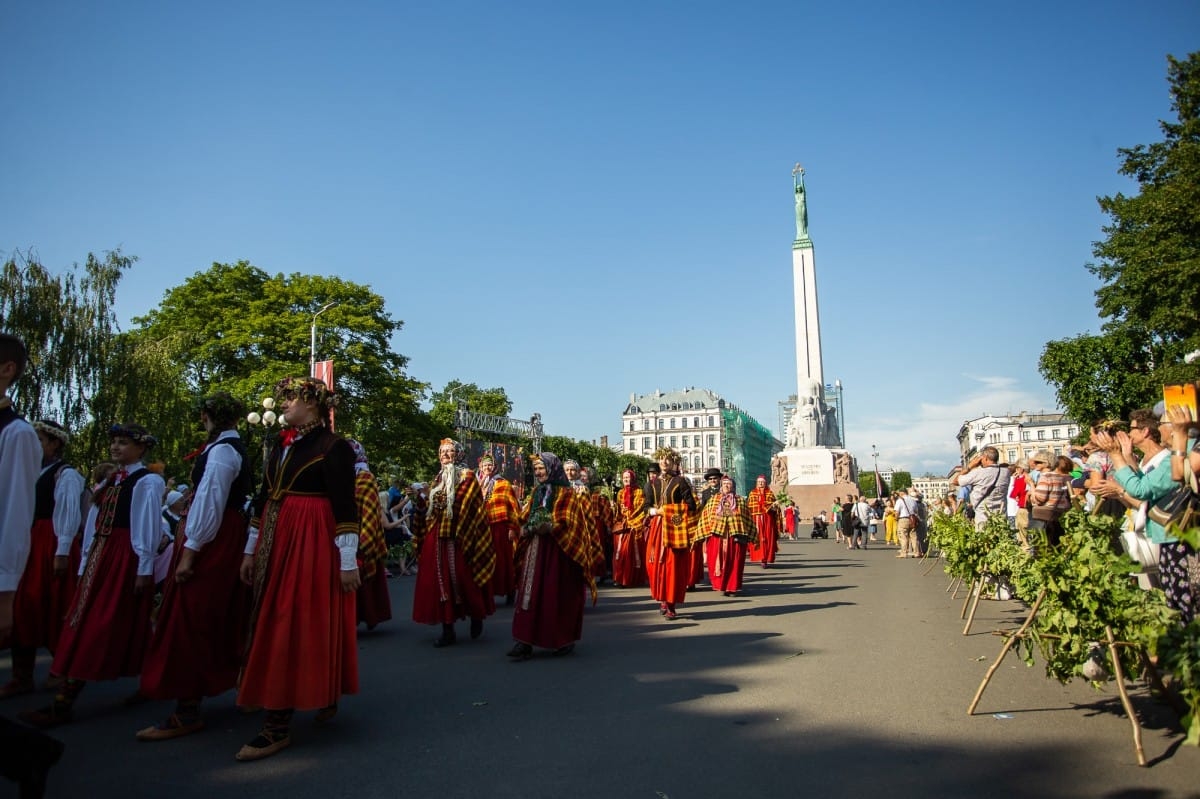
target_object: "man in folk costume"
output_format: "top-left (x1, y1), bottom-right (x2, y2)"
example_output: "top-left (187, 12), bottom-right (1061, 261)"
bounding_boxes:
top-left (747, 475), bottom-right (781, 568)
top-left (476, 453), bottom-right (520, 604)
top-left (21, 424), bottom-right (165, 728)
top-left (701, 475), bottom-right (756, 596)
top-left (610, 469), bottom-right (647, 588)
top-left (0, 334), bottom-right (66, 797)
top-left (508, 453), bottom-right (601, 660)
top-left (2, 420), bottom-right (84, 699)
top-left (136, 392), bottom-right (252, 741)
top-left (643, 447), bottom-right (698, 620)
top-left (346, 439), bottom-right (392, 631)
top-left (412, 438), bottom-right (496, 647)
top-left (235, 377), bottom-right (360, 762)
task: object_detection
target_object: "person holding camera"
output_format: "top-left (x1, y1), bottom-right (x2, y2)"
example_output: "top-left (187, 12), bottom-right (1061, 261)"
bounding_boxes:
top-left (950, 447), bottom-right (1010, 531)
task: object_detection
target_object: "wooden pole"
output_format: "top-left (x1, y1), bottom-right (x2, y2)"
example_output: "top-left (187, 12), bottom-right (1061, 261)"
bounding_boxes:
top-left (960, 576), bottom-right (979, 619)
top-left (968, 589), bottom-right (1045, 715)
top-left (1105, 625), bottom-right (1147, 767)
top-left (963, 575), bottom-right (986, 635)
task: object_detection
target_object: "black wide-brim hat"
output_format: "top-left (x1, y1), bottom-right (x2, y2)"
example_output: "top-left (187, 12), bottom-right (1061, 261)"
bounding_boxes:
top-left (703, 467), bottom-right (723, 480)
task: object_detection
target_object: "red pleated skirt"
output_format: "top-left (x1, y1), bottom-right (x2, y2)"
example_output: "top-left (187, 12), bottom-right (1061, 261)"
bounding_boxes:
top-left (488, 521), bottom-right (516, 597)
top-left (645, 518), bottom-right (689, 605)
top-left (706, 536), bottom-right (748, 592)
top-left (11, 520), bottom-right (80, 652)
top-left (512, 535), bottom-right (585, 649)
top-left (52, 528), bottom-right (153, 681)
top-left (237, 496), bottom-right (358, 711)
top-left (411, 536), bottom-right (495, 625)
top-left (749, 515), bottom-right (779, 564)
top-left (356, 564), bottom-right (393, 629)
top-left (688, 543), bottom-right (705, 586)
top-left (611, 530), bottom-right (647, 588)
top-left (140, 509), bottom-right (250, 701)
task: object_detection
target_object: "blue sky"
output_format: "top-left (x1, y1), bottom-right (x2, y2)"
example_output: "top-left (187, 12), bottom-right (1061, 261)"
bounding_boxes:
top-left (3, 1), bottom-right (1196, 475)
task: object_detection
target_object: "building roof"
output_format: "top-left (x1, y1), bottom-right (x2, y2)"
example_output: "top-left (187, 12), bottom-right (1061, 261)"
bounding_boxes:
top-left (624, 387), bottom-right (724, 415)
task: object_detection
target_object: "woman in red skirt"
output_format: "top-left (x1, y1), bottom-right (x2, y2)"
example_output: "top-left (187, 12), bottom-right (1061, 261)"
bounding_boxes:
top-left (411, 439), bottom-right (495, 647)
top-left (644, 448), bottom-right (699, 620)
top-left (476, 453), bottom-right (519, 603)
top-left (747, 475), bottom-right (781, 567)
top-left (20, 423), bottom-right (164, 728)
top-left (235, 377), bottom-right (359, 762)
top-left (508, 453), bottom-right (601, 660)
top-left (2, 419), bottom-right (83, 698)
top-left (701, 475), bottom-right (755, 596)
top-left (610, 469), bottom-right (647, 588)
top-left (136, 392), bottom-right (253, 741)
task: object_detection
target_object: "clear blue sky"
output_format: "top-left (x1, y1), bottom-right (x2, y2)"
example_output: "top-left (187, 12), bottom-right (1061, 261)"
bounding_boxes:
top-left (3, 1), bottom-right (1196, 475)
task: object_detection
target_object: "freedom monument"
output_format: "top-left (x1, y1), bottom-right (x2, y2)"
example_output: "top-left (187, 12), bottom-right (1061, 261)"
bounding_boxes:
top-left (770, 165), bottom-right (858, 513)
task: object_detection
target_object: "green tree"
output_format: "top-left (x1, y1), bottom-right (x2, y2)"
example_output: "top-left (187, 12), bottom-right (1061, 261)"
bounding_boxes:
top-left (133, 261), bottom-right (433, 475)
top-left (0, 249), bottom-right (173, 466)
top-left (428, 380), bottom-right (514, 433)
top-left (1041, 52), bottom-right (1200, 424)
top-left (858, 471), bottom-right (891, 498)
top-left (890, 471), bottom-right (913, 493)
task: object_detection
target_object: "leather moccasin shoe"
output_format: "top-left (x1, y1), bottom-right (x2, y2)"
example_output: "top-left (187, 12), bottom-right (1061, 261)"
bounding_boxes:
top-left (136, 715), bottom-right (204, 742)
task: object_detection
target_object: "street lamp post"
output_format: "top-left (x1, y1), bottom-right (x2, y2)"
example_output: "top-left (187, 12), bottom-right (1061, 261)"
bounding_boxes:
top-left (871, 444), bottom-right (880, 497)
top-left (310, 301), bottom-right (338, 378)
top-left (247, 397), bottom-right (282, 471)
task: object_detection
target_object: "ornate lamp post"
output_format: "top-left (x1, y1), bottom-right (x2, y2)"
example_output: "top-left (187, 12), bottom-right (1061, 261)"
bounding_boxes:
top-left (247, 396), bottom-right (282, 468)
top-left (310, 301), bottom-right (338, 378)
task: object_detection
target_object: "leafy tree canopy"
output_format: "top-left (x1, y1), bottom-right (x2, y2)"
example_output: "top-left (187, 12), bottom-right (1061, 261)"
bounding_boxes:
top-left (1042, 52), bottom-right (1200, 425)
top-left (428, 379), bottom-right (514, 433)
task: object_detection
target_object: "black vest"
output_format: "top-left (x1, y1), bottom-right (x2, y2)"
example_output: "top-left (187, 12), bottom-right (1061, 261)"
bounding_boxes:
top-left (34, 461), bottom-right (68, 520)
top-left (190, 436), bottom-right (252, 514)
top-left (109, 469), bottom-right (152, 530)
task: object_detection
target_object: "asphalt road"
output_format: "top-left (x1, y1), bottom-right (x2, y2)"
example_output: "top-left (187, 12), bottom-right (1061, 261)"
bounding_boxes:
top-left (8, 534), bottom-right (1199, 799)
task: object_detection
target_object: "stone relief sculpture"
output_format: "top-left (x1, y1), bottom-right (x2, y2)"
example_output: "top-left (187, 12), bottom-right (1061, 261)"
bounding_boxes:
top-left (833, 451), bottom-right (852, 485)
top-left (770, 454), bottom-right (789, 494)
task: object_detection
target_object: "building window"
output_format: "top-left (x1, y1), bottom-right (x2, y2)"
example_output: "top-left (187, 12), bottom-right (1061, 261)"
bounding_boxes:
top-left (1022, 431), bottom-right (1030, 441)
top-left (669, 436), bottom-right (677, 447)
top-left (642, 419), bottom-right (649, 431)
top-left (708, 416), bottom-right (715, 427)
top-left (642, 437), bottom-right (650, 450)
top-left (657, 436), bottom-right (665, 447)
top-left (707, 434), bottom-right (715, 446)
top-left (693, 417), bottom-right (700, 428)
top-left (1037, 430), bottom-right (1045, 440)
top-left (693, 435), bottom-right (700, 447)
top-left (670, 418), bottom-right (676, 429)
top-left (629, 441), bottom-right (636, 451)
top-left (681, 417), bottom-right (688, 428)
top-left (657, 419), bottom-right (664, 430)
top-left (1007, 431), bottom-right (1013, 442)
top-left (1007, 449), bottom-right (1016, 462)
top-left (693, 456), bottom-right (701, 470)
top-left (1052, 429), bottom-right (1059, 439)
top-left (708, 455), bottom-right (716, 467)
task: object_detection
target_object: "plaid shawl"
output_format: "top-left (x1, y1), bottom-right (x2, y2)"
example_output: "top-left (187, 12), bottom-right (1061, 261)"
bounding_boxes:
top-left (484, 476), bottom-right (521, 530)
top-left (518, 485), bottom-right (602, 604)
top-left (355, 470), bottom-right (388, 579)
top-left (613, 487), bottom-right (646, 532)
top-left (747, 486), bottom-right (778, 518)
top-left (700, 493), bottom-right (756, 542)
top-left (424, 467), bottom-right (496, 588)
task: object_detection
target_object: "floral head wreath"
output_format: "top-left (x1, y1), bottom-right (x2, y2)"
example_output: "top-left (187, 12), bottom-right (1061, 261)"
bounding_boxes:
top-left (33, 419), bottom-right (70, 445)
top-left (274, 376), bottom-right (339, 410)
top-left (652, 446), bottom-right (681, 467)
top-left (109, 423), bottom-right (158, 449)
top-left (193, 391), bottom-right (245, 427)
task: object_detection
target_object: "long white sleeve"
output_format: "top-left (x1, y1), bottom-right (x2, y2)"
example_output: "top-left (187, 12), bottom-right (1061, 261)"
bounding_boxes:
top-left (127, 465), bottom-right (167, 576)
top-left (336, 533), bottom-right (358, 571)
top-left (52, 466), bottom-right (85, 555)
top-left (0, 420), bottom-right (40, 591)
top-left (184, 433), bottom-right (242, 553)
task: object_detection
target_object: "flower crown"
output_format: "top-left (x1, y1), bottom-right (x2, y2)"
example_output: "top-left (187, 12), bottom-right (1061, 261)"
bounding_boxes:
top-left (274, 376), bottom-right (339, 409)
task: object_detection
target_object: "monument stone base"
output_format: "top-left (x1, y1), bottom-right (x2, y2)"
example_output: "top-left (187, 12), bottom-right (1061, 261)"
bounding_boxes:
top-left (772, 447), bottom-right (859, 522)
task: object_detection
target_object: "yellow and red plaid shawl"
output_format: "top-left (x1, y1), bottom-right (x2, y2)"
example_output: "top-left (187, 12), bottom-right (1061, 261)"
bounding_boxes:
top-left (613, 486), bottom-right (646, 533)
top-left (355, 470), bottom-right (388, 579)
top-left (700, 493), bottom-right (756, 542)
top-left (518, 486), bottom-right (602, 604)
top-left (424, 468), bottom-right (496, 588)
top-left (484, 477), bottom-right (521, 530)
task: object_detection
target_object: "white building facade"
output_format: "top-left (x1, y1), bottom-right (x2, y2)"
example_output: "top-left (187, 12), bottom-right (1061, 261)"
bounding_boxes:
top-left (956, 412), bottom-right (1081, 466)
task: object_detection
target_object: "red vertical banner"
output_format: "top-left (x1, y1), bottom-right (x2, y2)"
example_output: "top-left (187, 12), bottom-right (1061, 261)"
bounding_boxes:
top-left (874, 470), bottom-right (885, 499)
top-left (314, 360), bottom-right (335, 431)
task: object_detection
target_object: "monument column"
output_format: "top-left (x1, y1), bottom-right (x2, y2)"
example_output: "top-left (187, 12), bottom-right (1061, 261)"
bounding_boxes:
top-left (791, 164), bottom-right (823, 394)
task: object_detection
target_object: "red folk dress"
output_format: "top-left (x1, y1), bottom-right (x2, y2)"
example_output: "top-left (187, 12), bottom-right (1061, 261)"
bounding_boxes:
top-left (141, 433), bottom-right (252, 701)
top-left (411, 467), bottom-right (496, 625)
top-left (238, 429), bottom-right (359, 711)
top-left (700, 493), bottom-right (755, 593)
top-left (512, 486), bottom-right (600, 649)
top-left (611, 486), bottom-right (647, 588)
top-left (747, 487), bottom-right (781, 565)
top-left (480, 476), bottom-right (520, 598)
top-left (644, 474), bottom-right (699, 606)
